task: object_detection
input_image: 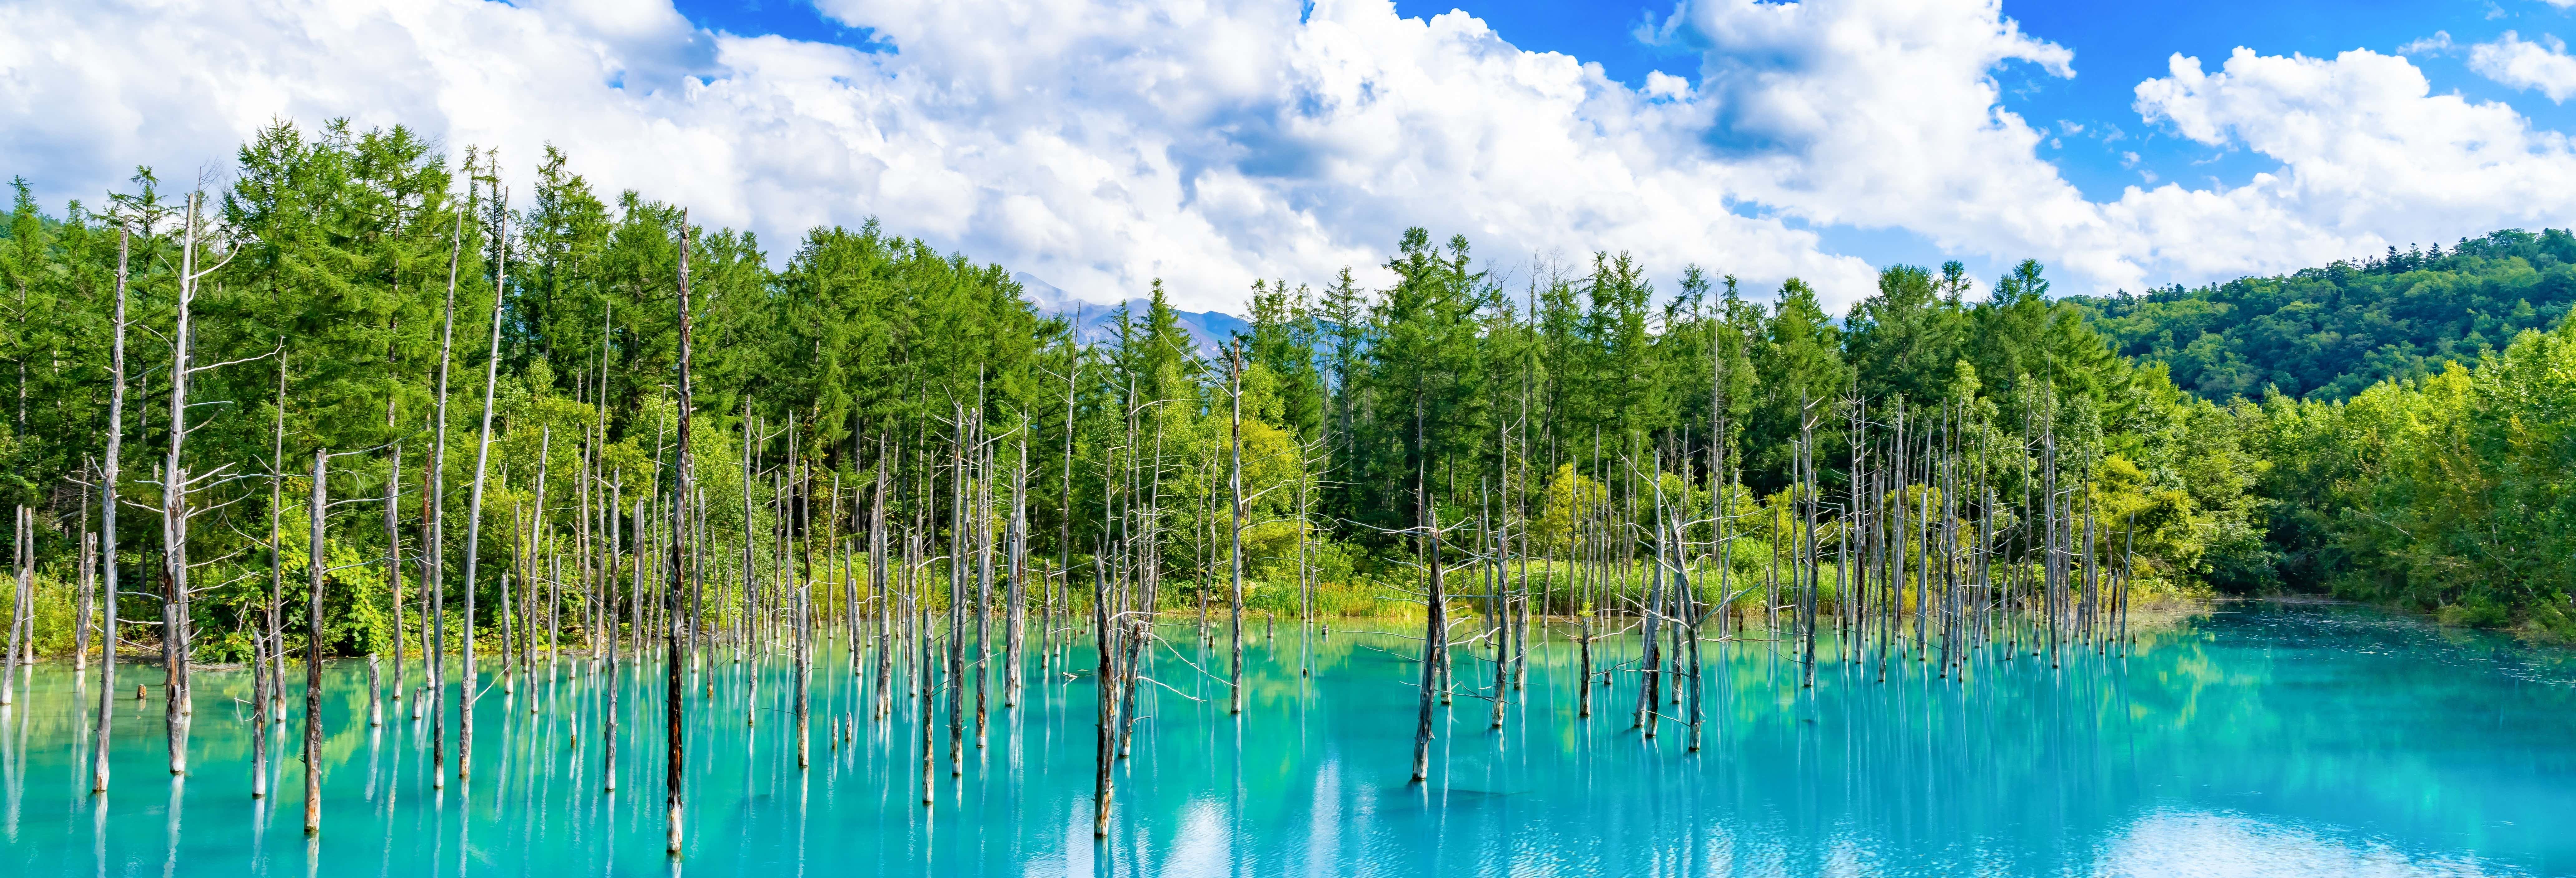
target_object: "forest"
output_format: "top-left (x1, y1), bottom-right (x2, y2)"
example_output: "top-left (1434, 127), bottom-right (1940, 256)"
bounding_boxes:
top-left (0, 117), bottom-right (2569, 719)
top-left (2073, 229), bottom-right (2576, 401)
top-left (2071, 232), bottom-right (2576, 623)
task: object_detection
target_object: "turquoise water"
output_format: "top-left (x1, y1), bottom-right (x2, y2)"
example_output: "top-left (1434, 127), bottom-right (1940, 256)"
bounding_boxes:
top-left (1, 601), bottom-right (2571, 877)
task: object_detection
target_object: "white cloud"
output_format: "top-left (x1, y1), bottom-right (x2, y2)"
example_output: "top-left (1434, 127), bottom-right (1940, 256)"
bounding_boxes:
top-left (2121, 47), bottom-right (2576, 275)
top-left (1669, 0), bottom-right (2143, 285)
top-left (2, 0), bottom-right (1895, 310)
top-left (793, 0), bottom-right (1893, 303)
top-left (2468, 31), bottom-right (2576, 101)
top-left (2397, 31), bottom-right (2455, 56)
top-left (8, 0), bottom-right (2576, 314)
top-left (1644, 71), bottom-right (1692, 100)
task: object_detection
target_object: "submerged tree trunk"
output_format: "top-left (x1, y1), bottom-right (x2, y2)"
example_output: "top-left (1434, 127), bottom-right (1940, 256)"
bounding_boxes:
top-left (161, 190), bottom-right (216, 778)
top-left (428, 187), bottom-right (465, 789)
top-left (604, 486), bottom-right (630, 794)
top-left (302, 451), bottom-right (327, 836)
top-left (1091, 555), bottom-right (1115, 835)
top-left (1004, 428), bottom-right (1028, 708)
top-left (76, 530), bottom-right (95, 673)
top-left (1228, 345), bottom-right (1247, 715)
top-left (92, 223), bottom-right (130, 794)
top-left (3, 507), bottom-right (26, 709)
top-left (795, 461), bottom-right (812, 769)
top-left (385, 441), bottom-right (405, 715)
top-left (666, 209), bottom-right (695, 857)
top-left (458, 195), bottom-right (510, 783)
top-left (1412, 501), bottom-right (1445, 783)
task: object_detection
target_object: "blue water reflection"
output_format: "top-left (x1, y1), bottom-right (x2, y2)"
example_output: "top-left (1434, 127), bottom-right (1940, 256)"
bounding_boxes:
top-left (0, 601), bottom-right (2568, 876)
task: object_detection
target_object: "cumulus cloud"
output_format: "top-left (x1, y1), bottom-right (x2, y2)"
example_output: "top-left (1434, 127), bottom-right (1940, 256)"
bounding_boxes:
top-left (786, 0), bottom-right (1907, 303)
top-left (4, 0), bottom-right (1897, 309)
top-left (7, 0), bottom-right (2576, 313)
top-left (2397, 31), bottom-right (2456, 56)
top-left (2468, 31), bottom-right (2576, 101)
top-left (2122, 47), bottom-right (2576, 275)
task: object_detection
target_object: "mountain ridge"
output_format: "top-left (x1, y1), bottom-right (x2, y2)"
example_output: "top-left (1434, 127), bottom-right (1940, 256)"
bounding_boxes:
top-left (1014, 271), bottom-right (1250, 356)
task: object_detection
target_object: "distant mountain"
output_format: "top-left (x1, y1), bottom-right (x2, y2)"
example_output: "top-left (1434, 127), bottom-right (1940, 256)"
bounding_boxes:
top-left (1014, 271), bottom-right (1249, 356)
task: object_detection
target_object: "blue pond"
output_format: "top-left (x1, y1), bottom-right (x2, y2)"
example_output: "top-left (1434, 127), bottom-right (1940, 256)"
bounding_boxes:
top-left (0, 600), bottom-right (2571, 876)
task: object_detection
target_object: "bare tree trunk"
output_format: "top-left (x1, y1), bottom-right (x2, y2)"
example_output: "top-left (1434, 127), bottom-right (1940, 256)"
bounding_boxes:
top-left (918, 530), bottom-right (937, 806)
top-left (427, 184), bottom-right (466, 788)
top-left (946, 410), bottom-right (968, 773)
top-left (795, 457), bottom-right (812, 769)
top-left (1091, 534), bottom-right (1115, 837)
top-left (1057, 347), bottom-right (1078, 678)
top-left (544, 429), bottom-right (561, 686)
top-left (604, 482), bottom-right (627, 794)
top-left (457, 196), bottom-right (510, 783)
top-left (386, 442), bottom-right (405, 715)
top-left (91, 223), bottom-right (130, 794)
top-left (665, 209), bottom-right (695, 856)
top-left (1800, 405), bottom-right (1821, 688)
top-left (265, 357), bottom-right (288, 723)
top-left (739, 403), bottom-right (757, 711)
top-left (1634, 488), bottom-right (1663, 735)
top-left (1227, 344), bottom-right (1246, 715)
top-left (1488, 497), bottom-right (1508, 730)
top-left (77, 529), bottom-right (95, 672)
top-left (972, 403), bottom-right (992, 748)
top-left (871, 458), bottom-right (891, 722)
top-left (251, 517), bottom-right (270, 798)
top-left (1004, 425), bottom-right (1027, 708)
top-left (160, 190), bottom-right (214, 778)
top-left (2042, 396), bottom-right (2061, 669)
top-left (1671, 508), bottom-right (1702, 751)
top-left (302, 451), bottom-right (327, 836)
top-left (530, 427), bottom-right (553, 700)
top-left (1412, 501), bottom-right (1445, 783)
top-left (2, 507), bottom-right (25, 708)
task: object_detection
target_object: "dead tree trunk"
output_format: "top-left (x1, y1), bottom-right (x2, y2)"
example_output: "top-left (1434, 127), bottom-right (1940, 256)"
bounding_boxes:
top-left (1227, 344), bottom-right (1246, 715)
top-left (1412, 495), bottom-right (1445, 783)
top-left (91, 222), bottom-right (130, 794)
top-left (665, 209), bottom-right (695, 856)
top-left (457, 193), bottom-right (510, 782)
top-left (427, 185), bottom-right (466, 788)
top-left (3, 507), bottom-right (26, 708)
top-left (160, 189), bottom-right (224, 777)
top-left (302, 451), bottom-right (327, 836)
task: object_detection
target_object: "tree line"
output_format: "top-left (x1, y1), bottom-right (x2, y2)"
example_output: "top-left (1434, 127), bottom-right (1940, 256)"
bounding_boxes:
top-left (2075, 228), bottom-right (2576, 401)
top-left (2070, 228), bottom-right (2576, 630)
top-left (0, 118), bottom-right (2567, 843)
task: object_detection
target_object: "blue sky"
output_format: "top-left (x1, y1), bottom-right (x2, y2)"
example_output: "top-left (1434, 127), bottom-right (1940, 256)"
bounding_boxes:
top-left (15, 0), bottom-right (2576, 312)
top-left (639, 0), bottom-right (2576, 301)
top-left (647, 0), bottom-right (2576, 301)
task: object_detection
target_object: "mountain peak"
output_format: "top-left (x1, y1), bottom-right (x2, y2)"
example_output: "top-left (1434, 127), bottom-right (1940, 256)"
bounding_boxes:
top-left (1014, 271), bottom-right (1249, 356)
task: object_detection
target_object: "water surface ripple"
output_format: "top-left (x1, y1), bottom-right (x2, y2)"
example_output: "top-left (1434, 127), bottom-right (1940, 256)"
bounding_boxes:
top-left (0, 601), bottom-right (2569, 876)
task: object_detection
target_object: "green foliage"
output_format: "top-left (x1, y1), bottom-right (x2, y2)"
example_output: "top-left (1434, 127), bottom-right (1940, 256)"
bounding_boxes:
top-left (2237, 323), bottom-right (2576, 635)
top-left (9, 117), bottom-right (2567, 659)
top-left (2075, 229), bottom-right (2576, 400)
top-left (2074, 230), bottom-right (2576, 631)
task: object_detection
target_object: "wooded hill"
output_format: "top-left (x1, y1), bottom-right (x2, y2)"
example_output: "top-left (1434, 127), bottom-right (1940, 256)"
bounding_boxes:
top-left (2067, 231), bottom-right (2576, 631)
top-left (2070, 229), bottom-right (2576, 401)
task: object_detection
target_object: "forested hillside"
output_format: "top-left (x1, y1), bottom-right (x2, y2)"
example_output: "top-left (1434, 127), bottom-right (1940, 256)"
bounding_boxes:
top-left (2048, 231), bottom-right (2576, 631)
top-left (2071, 229), bottom-right (2576, 400)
